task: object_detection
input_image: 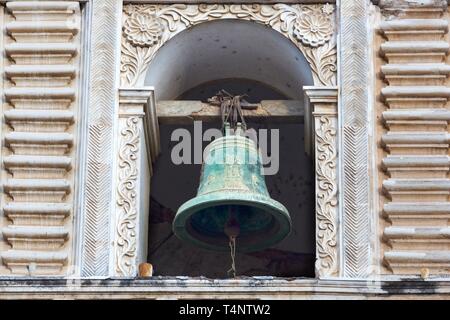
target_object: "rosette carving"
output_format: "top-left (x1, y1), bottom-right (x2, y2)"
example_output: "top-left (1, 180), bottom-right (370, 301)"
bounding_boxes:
top-left (123, 12), bottom-right (163, 47)
top-left (293, 14), bottom-right (333, 47)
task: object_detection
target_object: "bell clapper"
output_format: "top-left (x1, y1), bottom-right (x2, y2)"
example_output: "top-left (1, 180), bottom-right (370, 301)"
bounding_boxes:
top-left (227, 236), bottom-right (237, 278)
top-left (224, 206), bottom-right (240, 278)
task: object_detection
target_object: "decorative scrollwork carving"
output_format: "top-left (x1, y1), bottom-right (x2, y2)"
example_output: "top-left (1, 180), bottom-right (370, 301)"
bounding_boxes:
top-left (116, 117), bottom-right (140, 276)
top-left (315, 115), bottom-right (338, 277)
top-left (121, 3), bottom-right (336, 87)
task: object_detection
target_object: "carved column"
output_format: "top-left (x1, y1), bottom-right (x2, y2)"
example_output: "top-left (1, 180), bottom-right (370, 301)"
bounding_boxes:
top-left (340, 0), bottom-right (372, 279)
top-left (80, 0), bottom-right (123, 277)
top-left (305, 86), bottom-right (339, 278)
top-left (114, 88), bottom-right (159, 277)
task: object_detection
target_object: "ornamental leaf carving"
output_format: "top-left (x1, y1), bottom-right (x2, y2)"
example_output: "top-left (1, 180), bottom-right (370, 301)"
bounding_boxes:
top-left (315, 115), bottom-right (338, 277)
top-left (116, 117), bottom-right (140, 276)
top-left (121, 4), bottom-right (336, 87)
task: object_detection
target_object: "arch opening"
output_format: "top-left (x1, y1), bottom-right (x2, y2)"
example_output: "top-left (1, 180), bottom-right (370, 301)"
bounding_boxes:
top-left (145, 19), bottom-right (315, 278)
top-left (145, 19), bottom-right (313, 102)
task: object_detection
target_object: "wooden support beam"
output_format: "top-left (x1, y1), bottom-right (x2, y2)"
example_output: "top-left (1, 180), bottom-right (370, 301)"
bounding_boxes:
top-left (156, 100), bottom-right (304, 124)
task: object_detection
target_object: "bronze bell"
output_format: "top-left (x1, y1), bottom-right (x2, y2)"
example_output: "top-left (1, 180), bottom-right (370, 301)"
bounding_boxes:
top-left (172, 127), bottom-right (292, 252)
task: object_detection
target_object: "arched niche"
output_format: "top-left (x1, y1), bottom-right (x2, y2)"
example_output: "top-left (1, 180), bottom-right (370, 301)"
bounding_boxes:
top-left (143, 19), bottom-right (316, 278)
top-left (145, 19), bottom-right (314, 102)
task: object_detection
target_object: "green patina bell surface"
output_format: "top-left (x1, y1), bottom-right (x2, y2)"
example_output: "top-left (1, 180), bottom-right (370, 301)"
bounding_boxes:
top-left (173, 130), bottom-right (292, 252)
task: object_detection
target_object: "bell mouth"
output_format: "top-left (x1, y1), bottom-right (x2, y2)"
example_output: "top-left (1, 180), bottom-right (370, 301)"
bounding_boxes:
top-left (173, 191), bottom-right (292, 252)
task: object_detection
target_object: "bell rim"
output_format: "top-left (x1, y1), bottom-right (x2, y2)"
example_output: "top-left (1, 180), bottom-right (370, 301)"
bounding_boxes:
top-left (173, 191), bottom-right (292, 252)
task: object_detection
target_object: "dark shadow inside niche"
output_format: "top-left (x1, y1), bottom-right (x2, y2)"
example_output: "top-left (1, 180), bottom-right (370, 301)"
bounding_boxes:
top-left (177, 78), bottom-right (290, 103)
top-left (147, 120), bottom-right (315, 278)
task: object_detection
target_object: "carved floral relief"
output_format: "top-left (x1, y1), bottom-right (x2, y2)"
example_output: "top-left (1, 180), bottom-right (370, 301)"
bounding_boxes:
top-left (314, 115), bottom-right (338, 277)
top-left (293, 13), bottom-right (333, 47)
top-left (116, 117), bottom-right (140, 276)
top-left (121, 4), bottom-right (337, 87)
top-left (123, 12), bottom-right (163, 47)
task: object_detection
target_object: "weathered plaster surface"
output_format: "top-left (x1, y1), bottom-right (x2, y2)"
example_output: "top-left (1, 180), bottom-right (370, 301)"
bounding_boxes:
top-left (0, 278), bottom-right (450, 299)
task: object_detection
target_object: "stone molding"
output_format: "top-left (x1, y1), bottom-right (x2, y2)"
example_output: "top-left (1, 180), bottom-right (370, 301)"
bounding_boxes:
top-left (79, 0), bottom-right (123, 277)
top-left (0, 278), bottom-right (450, 299)
top-left (374, 0), bottom-right (448, 8)
top-left (120, 3), bottom-right (337, 87)
top-left (377, 1), bottom-right (450, 275)
top-left (339, 0), bottom-right (372, 279)
top-left (0, 1), bottom-right (81, 275)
